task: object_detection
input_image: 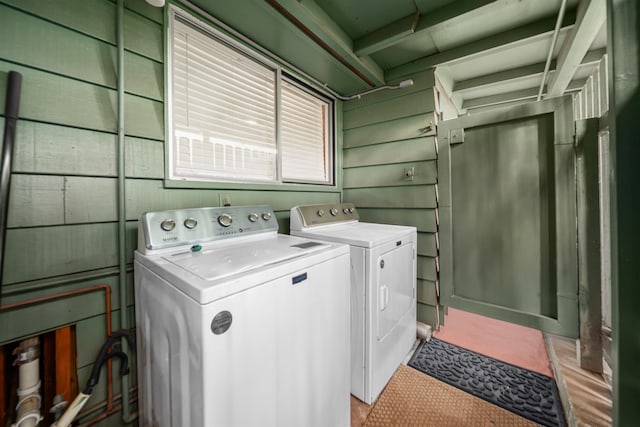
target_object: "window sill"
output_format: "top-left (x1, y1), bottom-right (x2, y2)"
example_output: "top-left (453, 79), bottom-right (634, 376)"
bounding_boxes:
top-left (163, 179), bottom-right (341, 193)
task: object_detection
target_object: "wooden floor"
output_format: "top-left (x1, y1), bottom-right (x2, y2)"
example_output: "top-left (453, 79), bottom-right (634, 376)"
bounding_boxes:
top-left (351, 308), bottom-right (612, 426)
top-left (546, 334), bottom-right (612, 426)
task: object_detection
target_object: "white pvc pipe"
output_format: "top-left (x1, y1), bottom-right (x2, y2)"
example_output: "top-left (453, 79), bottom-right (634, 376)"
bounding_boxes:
top-left (51, 393), bottom-right (92, 427)
top-left (18, 360), bottom-right (39, 390)
top-left (13, 339), bottom-right (42, 427)
top-left (343, 79), bottom-right (415, 101)
top-left (537, 0), bottom-right (568, 100)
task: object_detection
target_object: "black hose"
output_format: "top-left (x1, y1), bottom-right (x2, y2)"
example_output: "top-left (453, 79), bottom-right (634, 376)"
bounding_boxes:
top-left (0, 71), bottom-right (23, 302)
top-left (83, 350), bottom-right (129, 395)
top-left (83, 329), bottom-right (136, 395)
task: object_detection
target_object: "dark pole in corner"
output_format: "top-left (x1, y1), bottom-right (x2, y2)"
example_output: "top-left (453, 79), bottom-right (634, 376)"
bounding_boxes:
top-left (0, 71), bottom-right (23, 303)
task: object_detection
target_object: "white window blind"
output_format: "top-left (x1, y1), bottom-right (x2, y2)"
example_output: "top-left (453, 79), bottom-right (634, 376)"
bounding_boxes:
top-left (169, 8), bottom-right (334, 186)
top-left (281, 79), bottom-right (330, 183)
top-left (171, 16), bottom-right (277, 182)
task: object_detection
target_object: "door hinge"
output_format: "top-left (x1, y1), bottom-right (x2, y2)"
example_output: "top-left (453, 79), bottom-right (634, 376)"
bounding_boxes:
top-left (449, 128), bottom-right (465, 145)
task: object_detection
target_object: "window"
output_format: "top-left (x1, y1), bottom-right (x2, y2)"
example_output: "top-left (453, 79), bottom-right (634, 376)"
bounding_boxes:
top-left (281, 79), bottom-right (331, 183)
top-left (169, 8), bottom-right (334, 185)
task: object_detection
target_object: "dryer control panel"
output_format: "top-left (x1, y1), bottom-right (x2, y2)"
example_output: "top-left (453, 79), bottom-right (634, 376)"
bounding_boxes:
top-left (290, 203), bottom-right (360, 230)
top-left (138, 205), bottom-right (277, 252)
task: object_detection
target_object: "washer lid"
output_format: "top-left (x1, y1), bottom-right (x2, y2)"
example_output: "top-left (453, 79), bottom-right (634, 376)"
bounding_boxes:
top-left (136, 234), bottom-right (348, 304)
top-left (292, 222), bottom-right (416, 248)
top-left (164, 235), bottom-right (329, 281)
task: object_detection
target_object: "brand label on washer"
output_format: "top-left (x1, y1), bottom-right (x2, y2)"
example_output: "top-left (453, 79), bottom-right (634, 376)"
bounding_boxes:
top-left (211, 311), bottom-right (232, 335)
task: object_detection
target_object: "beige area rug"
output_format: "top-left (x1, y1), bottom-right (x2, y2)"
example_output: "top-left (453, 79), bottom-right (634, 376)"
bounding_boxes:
top-left (363, 365), bottom-right (540, 427)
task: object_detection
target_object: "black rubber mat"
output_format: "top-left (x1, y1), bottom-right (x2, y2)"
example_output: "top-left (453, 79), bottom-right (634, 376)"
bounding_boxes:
top-left (408, 338), bottom-right (565, 427)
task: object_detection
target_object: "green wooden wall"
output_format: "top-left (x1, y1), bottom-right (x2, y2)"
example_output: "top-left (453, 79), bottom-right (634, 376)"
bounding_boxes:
top-left (0, 0), bottom-right (339, 424)
top-left (607, 0), bottom-right (640, 424)
top-left (0, 1), bottom-right (445, 424)
top-left (343, 70), bottom-right (441, 327)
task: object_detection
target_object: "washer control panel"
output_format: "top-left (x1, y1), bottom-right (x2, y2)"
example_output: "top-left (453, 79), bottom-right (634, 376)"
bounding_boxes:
top-left (138, 205), bottom-right (277, 251)
top-left (291, 203), bottom-right (359, 229)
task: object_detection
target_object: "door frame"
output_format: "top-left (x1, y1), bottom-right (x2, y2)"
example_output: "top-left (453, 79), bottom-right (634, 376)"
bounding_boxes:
top-left (437, 96), bottom-right (578, 337)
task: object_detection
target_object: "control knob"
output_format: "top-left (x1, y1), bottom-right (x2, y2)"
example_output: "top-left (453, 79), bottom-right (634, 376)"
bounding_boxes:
top-left (330, 208), bottom-right (338, 216)
top-left (218, 213), bottom-right (233, 227)
top-left (184, 217), bottom-right (198, 229)
top-left (248, 213), bottom-right (259, 222)
top-left (317, 209), bottom-right (325, 217)
top-left (160, 219), bottom-right (176, 231)
top-left (261, 212), bottom-right (272, 221)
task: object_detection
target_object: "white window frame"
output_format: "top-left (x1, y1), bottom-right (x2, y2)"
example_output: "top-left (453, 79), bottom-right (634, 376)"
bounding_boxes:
top-left (167, 6), bottom-right (335, 187)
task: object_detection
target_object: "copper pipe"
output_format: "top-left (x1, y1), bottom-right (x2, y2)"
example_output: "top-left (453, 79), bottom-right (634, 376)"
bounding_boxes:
top-left (77, 386), bottom-right (137, 419)
top-left (0, 284), bottom-right (114, 411)
top-left (80, 393), bottom-right (138, 427)
top-left (82, 405), bottom-right (121, 427)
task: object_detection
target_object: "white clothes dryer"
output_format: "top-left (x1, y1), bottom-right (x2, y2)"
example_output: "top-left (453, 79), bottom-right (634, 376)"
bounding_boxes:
top-left (134, 205), bottom-right (350, 427)
top-left (290, 203), bottom-right (417, 404)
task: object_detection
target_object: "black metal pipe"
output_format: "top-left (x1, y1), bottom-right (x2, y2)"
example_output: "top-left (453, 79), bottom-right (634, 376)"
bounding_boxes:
top-left (0, 71), bottom-right (23, 296)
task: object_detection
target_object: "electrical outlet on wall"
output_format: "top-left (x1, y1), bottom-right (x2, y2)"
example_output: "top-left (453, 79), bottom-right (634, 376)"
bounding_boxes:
top-left (219, 193), bottom-right (231, 206)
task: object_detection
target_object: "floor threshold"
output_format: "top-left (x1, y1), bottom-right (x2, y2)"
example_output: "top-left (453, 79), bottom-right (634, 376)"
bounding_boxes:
top-left (545, 334), bottom-right (613, 426)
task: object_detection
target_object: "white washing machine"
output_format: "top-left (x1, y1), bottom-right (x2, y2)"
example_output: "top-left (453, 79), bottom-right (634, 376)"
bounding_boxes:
top-left (134, 205), bottom-right (351, 427)
top-left (290, 203), bottom-right (417, 404)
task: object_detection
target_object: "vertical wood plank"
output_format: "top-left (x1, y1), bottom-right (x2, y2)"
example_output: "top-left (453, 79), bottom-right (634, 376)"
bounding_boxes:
top-left (55, 326), bottom-right (77, 408)
top-left (608, 1), bottom-right (640, 422)
top-left (576, 119), bottom-right (603, 372)
top-left (42, 331), bottom-right (56, 425)
top-left (0, 347), bottom-right (5, 423)
top-left (599, 55), bottom-right (608, 115)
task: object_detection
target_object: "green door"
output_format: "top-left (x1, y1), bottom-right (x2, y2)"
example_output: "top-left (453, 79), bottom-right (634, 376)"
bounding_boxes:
top-left (437, 97), bottom-right (578, 337)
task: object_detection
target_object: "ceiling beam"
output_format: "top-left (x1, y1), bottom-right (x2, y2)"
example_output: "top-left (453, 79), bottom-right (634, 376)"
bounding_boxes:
top-left (546, 0), bottom-right (606, 97)
top-left (434, 68), bottom-right (464, 117)
top-left (463, 78), bottom-right (587, 110)
top-left (353, 13), bottom-right (418, 58)
top-left (353, 0), bottom-right (497, 57)
top-left (454, 48), bottom-right (606, 92)
top-left (386, 9), bottom-right (577, 81)
top-left (463, 87), bottom-right (541, 109)
top-left (265, 0), bottom-right (385, 86)
top-left (456, 63), bottom-right (548, 92)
